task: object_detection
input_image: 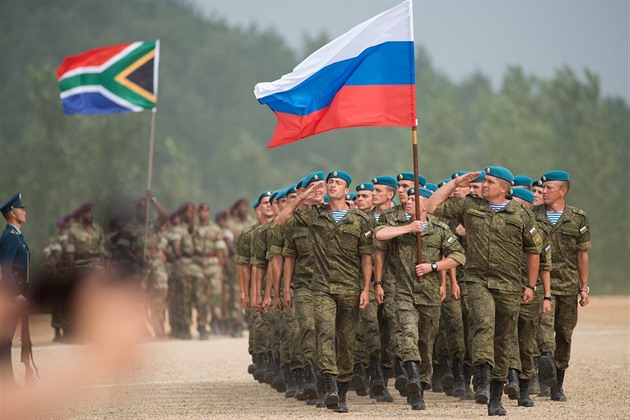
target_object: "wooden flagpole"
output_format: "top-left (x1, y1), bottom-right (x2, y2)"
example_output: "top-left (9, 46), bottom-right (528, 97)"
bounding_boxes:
top-left (411, 125), bottom-right (423, 271)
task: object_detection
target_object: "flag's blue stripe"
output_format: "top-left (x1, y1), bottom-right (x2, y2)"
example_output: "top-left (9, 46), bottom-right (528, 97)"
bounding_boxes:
top-left (258, 41), bottom-right (414, 117)
top-left (61, 92), bottom-right (134, 115)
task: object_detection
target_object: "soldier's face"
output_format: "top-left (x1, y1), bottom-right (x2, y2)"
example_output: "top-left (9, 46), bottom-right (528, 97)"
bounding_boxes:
top-left (326, 178), bottom-right (348, 200)
top-left (259, 197), bottom-right (273, 217)
top-left (311, 181), bottom-right (326, 203)
top-left (397, 180), bottom-right (414, 204)
top-left (83, 210), bottom-right (93, 223)
top-left (532, 186), bottom-right (544, 205)
top-left (198, 208), bottom-right (210, 222)
top-left (355, 191), bottom-right (373, 212)
top-left (278, 198), bottom-right (287, 211)
top-left (345, 199), bottom-right (356, 209)
top-left (286, 193), bottom-right (299, 206)
top-left (481, 176), bottom-right (509, 201)
top-left (451, 185), bottom-right (470, 198)
top-left (372, 185), bottom-right (394, 206)
top-left (404, 195), bottom-right (416, 217)
top-left (469, 182), bottom-right (482, 197)
top-left (12, 208), bottom-right (26, 224)
top-left (542, 181), bottom-right (566, 204)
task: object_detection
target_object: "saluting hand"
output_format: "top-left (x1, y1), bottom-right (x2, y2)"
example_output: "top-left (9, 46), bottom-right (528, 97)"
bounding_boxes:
top-left (453, 171), bottom-right (481, 188)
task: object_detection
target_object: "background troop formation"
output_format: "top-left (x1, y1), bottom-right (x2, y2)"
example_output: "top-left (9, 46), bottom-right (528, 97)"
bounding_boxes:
top-left (235, 167), bottom-right (590, 416)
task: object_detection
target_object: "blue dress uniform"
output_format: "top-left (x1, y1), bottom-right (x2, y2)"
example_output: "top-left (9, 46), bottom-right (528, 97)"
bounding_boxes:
top-left (0, 193), bottom-right (30, 386)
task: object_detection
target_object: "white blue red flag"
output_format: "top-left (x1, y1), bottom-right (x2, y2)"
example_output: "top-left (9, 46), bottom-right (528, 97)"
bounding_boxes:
top-left (254, 0), bottom-right (416, 148)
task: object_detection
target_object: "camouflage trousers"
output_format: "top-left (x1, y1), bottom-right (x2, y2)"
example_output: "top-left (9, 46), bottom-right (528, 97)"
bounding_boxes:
top-left (194, 262), bottom-right (222, 333)
top-left (397, 300), bottom-right (441, 384)
top-left (314, 291), bottom-right (359, 382)
top-left (434, 279), bottom-right (466, 363)
top-left (354, 288), bottom-right (381, 365)
top-left (168, 262), bottom-right (195, 336)
top-left (465, 282), bottom-right (520, 382)
top-left (223, 268), bottom-right (244, 330)
top-left (250, 308), bottom-right (273, 355)
top-left (508, 292), bottom-right (543, 379)
top-left (148, 257), bottom-right (168, 337)
top-left (280, 295), bottom-right (301, 369)
top-left (268, 305), bottom-right (282, 360)
top-left (293, 287), bottom-right (316, 367)
top-left (459, 281), bottom-right (473, 366)
top-left (378, 291), bottom-right (403, 369)
top-left (538, 294), bottom-right (579, 370)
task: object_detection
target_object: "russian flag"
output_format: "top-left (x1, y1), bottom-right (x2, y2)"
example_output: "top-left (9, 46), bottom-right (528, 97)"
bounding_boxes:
top-left (254, 0), bottom-right (416, 148)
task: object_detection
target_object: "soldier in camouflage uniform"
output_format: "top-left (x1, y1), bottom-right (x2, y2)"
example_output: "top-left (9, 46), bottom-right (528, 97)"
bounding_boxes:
top-left (532, 170), bottom-right (591, 402)
top-left (276, 170), bottom-right (374, 413)
top-left (44, 217), bottom-right (67, 342)
top-left (504, 187), bottom-right (553, 407)
top-left (427, 167), bottom-right (543, 416)
top-left (376, 187), bottom-right (466, 410)
top-left (282, 174), bottom-right (325, 403)
top-left (66, 203), bottom-right (106, 341)
top-left (194, 203), bottom-right (226, 339)
top-left (375, 172), bottom-right (426, 399)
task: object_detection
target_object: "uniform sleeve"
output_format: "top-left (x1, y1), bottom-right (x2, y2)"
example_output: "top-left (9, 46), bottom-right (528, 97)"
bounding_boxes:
top-left (234, 230), bottom-right (252, 265)
top-left (576, 213), bottom-right (591, 251)
top-left (267, 225), bottom-right (284, 260)
top-left (540, 235), bottom-right (552, 271)
top-left (282, 229), bottom-right (297, 258)
top-left (433, 197), bottom-right (465, 224)
top-left (0, 235), bottom-right (20, 294)
top-left (521, 210), bottom-right (543, 254)
top-left (251, 229), bottom-right (269, 269)
top-left (374, 211), bottom-right (390, 250)
top-left (441, 230), bottom-right (466, 267)
top-left (65, 228), bottom-right (77, 253)
top-left (358, 216), bottom-right (375, 256)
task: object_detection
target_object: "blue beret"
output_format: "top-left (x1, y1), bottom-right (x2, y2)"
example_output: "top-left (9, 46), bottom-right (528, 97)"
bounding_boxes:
top-left (484, 166), bottom-right (514, 184)
top-left (303, 171), bottom-right (325, 187)
top-left (286, 184), bottom-right (297, 195)
top-left (275, 188), bottom-right (288, 200)
top-left (345, 193), bottom-right (356, 201)
top-left (510, 188), bottom-right (535, 205)
top-left (437, 178), bottom-right (451, 188)
top-left (407, 187), bottom-right (433, 199)
top-left (371, 175), bottom-right (398, 189)
top-left (451, 171), bottom-right (469, 179)
top-left (295, 177), bottom-right (305, 190)
top-left (532, 179), bottom-right (544, 188)
top-left (356, 183), bottom-right (374, 192)
top-left (513, 175), bottom-right (532, 187)
top-left (269, 190), bottom-right (280, 202)
top-left (472, 172), bottom-right (486, 183)
top-left (0, 192), bottom-right (24, 214)
top-left (425, 183), bottom-right (438, 192)
top-left (397, 172), bottom-right (427, 187)
top-left (541, 170), bottom-right (570, 182)
top-left (323, 195), bottom-right (329, 204)
top-left (327, 170), bottom-right (352, 187)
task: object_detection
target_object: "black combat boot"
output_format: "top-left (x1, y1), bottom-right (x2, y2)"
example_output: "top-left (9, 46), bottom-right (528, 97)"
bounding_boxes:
top-left (488, 380), bottom-right (507, 416)
top-left (431, 360), bottom-right (443, 392)
top-left (462, 363), bottom-right (474, 400)
top-left (405, 361), bottom-right (421, 394)
top-left (538, 383), bottom-right (551, 397)
top-left (451, 358), bottom-right (466, 398)
top-left (247, 354), bottom-right (257, 375)
top-left (394, 358), bottom-right (408, 396)
top-left (374, 377), bottom-right (394, 402)
top-left (439, 357), bottom-right (454, 395)
top-left (272, 361), bottom-right (286, 392)
top-left (284, 366), bottom-right (297, 398)
top-left (333, 381), bottom-right (350, 413)
top-left (350, 363), bottom-right (368, 396)
top-left (253, 353), bottom-right (266, 382)
top-left (408, 389), bottom-right (426, 410)
top-left (316, 375), bottom-right (327, 408)
top-left (518, 379), bottom-right (534, 407)
top-left (294, 367), bottom-right (307, 400)
top-left (263, 353), bottom-right (275, 385)
top-left (322, 373), bottom-right (340, 408)
top-left (303, 363), bottom-right (318, 401)
top-left (369, 355), bottom-right (385, 396)
top-left (550, 368), bottom-right (567, 401)
top-left (504, 368), bottom-right (520, 400)
top-left (474, 362), bottom-right (491, 404)
top-left (528, 357), bottom-right (541, 395)
top-left (538, 351), bottom-right (558, 388)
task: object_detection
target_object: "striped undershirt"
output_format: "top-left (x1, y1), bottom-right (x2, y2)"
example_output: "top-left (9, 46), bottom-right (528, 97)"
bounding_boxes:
top-left (331, 210), bottom-right (349, 223)
top-left (546, 211), bottom-right (563, 225)
top-left (489, 201), bottom-right (510, 212)
top-left (373, 211), bottom-right (380, 223)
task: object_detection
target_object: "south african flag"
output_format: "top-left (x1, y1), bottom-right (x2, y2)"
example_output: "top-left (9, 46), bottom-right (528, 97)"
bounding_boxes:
top-left (57, 40), bottom-right (159, 115)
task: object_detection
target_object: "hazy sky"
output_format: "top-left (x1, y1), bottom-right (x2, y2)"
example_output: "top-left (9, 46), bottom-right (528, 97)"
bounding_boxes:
top-left (191, 0), bottom-right (629, 103)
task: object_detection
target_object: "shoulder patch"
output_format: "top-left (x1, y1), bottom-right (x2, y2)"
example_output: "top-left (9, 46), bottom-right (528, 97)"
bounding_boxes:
top-left (446, 235), bottom-right (455, 244)
top-left (364, 231), bottom-right (372, 239)
top-left (529, 227), bottom-right (537, 236)
top-left (579, 226), bottom-right (588, 235)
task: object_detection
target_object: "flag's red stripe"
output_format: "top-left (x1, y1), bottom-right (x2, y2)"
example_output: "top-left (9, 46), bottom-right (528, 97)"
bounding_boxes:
top-left (267, 85), bottom-right (416, 148)
top-left (56, 43), bottom-right (133, 79)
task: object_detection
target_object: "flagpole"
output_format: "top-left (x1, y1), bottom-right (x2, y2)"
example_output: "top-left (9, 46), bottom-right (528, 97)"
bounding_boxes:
top-left (142, 108), bottom-right (157, 263)
top-left (411, 125), bottom-right (423, 272)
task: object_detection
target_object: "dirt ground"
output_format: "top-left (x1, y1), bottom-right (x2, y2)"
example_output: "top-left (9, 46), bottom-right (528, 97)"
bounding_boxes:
top-left (2, 295), bottom-right (629, 419)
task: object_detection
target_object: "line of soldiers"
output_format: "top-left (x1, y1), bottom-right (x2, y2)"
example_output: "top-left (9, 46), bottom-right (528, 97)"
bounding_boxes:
top-left (237, 167), bottom-right (590, 416)
top-left (43, 195), bottom-right (257, 342)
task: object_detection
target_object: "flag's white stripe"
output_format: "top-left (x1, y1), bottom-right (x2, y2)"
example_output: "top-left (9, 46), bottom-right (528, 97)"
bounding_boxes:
top-left (60, 85), bottom-right (143, 112)
top-left (254, 0), bottom-right (413, 99)
top-left (58, 41), bottom-right (143, 81)
top-left (153, 39), bottom-right (160, 101)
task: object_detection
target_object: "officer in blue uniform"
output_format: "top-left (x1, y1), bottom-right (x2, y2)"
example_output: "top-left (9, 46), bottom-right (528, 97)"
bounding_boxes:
top-left (0, 192), bottom-right (30, 388)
